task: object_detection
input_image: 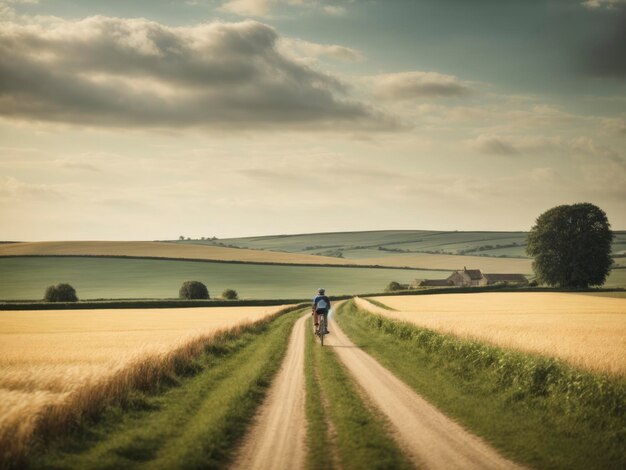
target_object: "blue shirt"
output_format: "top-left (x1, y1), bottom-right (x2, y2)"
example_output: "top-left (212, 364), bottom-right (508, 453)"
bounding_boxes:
top-left (313, 294), bottom-right (331, 312)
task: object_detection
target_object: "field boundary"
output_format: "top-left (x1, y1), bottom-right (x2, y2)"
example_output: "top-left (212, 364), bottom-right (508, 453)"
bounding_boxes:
top-left (2, 285), bottom-right (623, 309)
top-left (0, 254), bottom-right (452, 272)
top-left (0, 299), bottom-right (317, 310)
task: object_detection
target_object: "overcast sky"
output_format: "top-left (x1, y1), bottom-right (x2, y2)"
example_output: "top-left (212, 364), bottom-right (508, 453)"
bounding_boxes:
top-left (1, 0), bottom-right (625, 240)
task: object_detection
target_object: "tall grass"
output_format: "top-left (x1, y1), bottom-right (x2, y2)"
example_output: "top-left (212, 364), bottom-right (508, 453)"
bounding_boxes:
top-left (336, 301), bottom-right (626, 469)
top-left (0, 305), bottom-right (303, 469)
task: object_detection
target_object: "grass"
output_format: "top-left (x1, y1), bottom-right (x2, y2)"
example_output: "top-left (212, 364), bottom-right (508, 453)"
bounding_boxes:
top-left (0, 256), bottom-right (443, 300)
top-left (21, 307), bottom-right (303, 470)
top-left (365, 293), bottom-right (626, 376)
top-left (335, 300), bottom-right (626, 470)
top-left (361, 298), bottom-right (396, 310)
top-left (303, 318), bottom-right (412, 470)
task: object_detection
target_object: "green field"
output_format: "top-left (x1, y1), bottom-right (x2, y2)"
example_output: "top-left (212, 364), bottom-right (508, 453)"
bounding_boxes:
top-left (178, 230), bottom-right (626, 261)
top-left (0, 257), bottom-right (445, 301)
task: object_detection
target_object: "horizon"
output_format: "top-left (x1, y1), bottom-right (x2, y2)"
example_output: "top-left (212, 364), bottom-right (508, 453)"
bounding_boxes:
top-left (4, 225), bottom-right (626, 243)
top-left (1, 0), bottom-right (625, 239)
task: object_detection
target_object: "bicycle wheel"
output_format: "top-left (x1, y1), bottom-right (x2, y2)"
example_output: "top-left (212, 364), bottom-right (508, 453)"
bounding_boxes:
top-left (319, 316), bottom-right (325, 346)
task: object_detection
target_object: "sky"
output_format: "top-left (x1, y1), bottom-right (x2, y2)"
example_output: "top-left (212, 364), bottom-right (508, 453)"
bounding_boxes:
top-left (0, 0), bottom-right (625, 240)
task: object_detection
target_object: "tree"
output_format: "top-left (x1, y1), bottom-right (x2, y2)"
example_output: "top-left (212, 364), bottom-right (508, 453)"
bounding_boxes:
top-left (526, 203), bottom-right (613, 288)
top-left (44, 283), bottom-right (78, 302)
top-left (222, 289), bottom-right (238, 300)
top-left (384, 281), bottom-right (404, 292)
top-left (179, 281), bottom-right (209, 300)
top-left (179, 235), bottom-right (185, 240)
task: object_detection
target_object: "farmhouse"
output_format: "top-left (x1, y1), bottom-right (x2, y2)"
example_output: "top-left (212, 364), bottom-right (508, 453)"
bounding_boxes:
top-left (417, 267), bottom-right (528, 288)
top-left (448, 268), bottom-right (484, 287)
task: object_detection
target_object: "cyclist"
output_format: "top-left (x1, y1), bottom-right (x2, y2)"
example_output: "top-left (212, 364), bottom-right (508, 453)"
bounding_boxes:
top-left (312, 288), bottom-right (331, 334)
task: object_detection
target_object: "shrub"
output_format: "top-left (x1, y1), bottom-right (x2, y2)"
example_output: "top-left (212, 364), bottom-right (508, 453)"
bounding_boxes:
top-left (179, 281), bottom-right (209, 300)
top-left (222, 289), bottom-right (238, 300)
top-left (384, 281), bottom-right (405, 293)
top-left (44, 283), bottom-right (78, 302)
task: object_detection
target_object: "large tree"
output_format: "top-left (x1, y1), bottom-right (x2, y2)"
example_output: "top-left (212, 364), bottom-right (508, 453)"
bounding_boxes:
top-left (526, 203), bottom-right (613, 288)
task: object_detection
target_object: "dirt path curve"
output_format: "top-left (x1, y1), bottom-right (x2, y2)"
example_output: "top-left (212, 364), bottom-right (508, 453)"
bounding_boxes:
top-left (231, 314), bottom-right (308, 470)
top-left (325, 313), bottom-right (524, 470)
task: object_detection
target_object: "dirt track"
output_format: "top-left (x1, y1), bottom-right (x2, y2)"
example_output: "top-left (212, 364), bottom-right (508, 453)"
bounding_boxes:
top-left (325, 315), bottom-right (524, 470)
top-left (231, 314), bottom-right (308, 470)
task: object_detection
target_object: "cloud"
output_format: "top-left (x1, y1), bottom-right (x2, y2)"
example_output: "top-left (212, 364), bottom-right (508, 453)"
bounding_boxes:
top-left (468, 134), bottom-right (625, 164)
top-left (220, 0), bottom-right (272, 16)
top-left (280, 38), bottom-right (363, 62)
top-left (469, 135), bottom-right (520, 156)
top-left (601, 117), bottom-right (626, 135)
top-left (54, 159), bottom-right (101, 172)
top-left (581, 0), bottom-right (625, 9)
top-left (0, 176), bottom-right (63, 199)
top-left (322, 5), bottom-right (345, 16)
top-left (369, 71), bottom-right (473, 100)
top-left (0, 17), bottom-right (394, 131)
top-left (219, 0), bottom-right (345, 17)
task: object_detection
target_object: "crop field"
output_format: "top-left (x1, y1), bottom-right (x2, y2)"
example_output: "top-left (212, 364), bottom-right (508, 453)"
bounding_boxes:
top-left (179, 229), bottom-right (626, 272)
top-left (0, 257), bottom-right (443, 300)
top-left (0, 241), bottom-right (349, 266)
top-left (347, 250), bottom-right (534, 273)
top-left (0, 305), bottom-right (288, 462)
top-left (363, 293), bottom-right (626, 376)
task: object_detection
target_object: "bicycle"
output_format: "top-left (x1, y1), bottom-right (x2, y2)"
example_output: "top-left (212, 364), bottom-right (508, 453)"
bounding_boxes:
top-left (316, 315), bottom-right (327, 346)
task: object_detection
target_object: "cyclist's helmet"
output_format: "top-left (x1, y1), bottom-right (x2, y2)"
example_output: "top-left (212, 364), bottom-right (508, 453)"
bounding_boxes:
top-left (318, 288), bottom-right (325, 294)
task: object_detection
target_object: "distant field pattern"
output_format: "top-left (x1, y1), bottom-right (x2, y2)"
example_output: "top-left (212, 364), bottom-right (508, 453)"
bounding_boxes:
top-left (362, 293), bottom-right (626, 376)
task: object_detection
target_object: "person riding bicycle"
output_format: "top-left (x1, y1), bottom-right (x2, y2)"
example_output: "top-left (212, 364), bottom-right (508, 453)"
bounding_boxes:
top-left (312, 288), bottom-right (331, 334)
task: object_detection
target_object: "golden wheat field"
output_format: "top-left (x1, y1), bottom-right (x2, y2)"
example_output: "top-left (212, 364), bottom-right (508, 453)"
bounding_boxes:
top-left (357, 252), bottom-right (533, 273)
top-left (360, 293), bottom-right (626, 376)
top-left (0, 241), bottom-right (350, 266)
top-left (0, 305), bottom-right (288, 460)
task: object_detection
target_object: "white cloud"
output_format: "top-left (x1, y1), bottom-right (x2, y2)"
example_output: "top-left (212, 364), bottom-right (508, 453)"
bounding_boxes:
top-left (0, 16), bottom-right (394, 131)
top-left (322, 5), bottom-right (345, 16)
top-left (220, 0), bottom-right (272, 16)
top-left (0, 176), bottom-right (63, 199)
top-left (581, 0), bottom-right (625, 9)
top-left (601, 117), bottom-right (626, 135)
top-left (219, 0), bottom-right (345, 17)
top-left (280, 38), bottom-right (363, 62)
top-left (468, 135), bottom-right (520, 156)
top-left (369, 71), bottom-right (473, 100)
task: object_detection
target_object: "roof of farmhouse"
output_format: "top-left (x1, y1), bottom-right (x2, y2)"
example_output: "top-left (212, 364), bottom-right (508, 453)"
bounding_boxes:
top-left (458, 268), bottom-right (484, 280)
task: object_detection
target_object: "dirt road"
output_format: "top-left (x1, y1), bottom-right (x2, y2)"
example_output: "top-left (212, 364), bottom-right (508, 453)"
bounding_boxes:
top-left (231, 314), bottom-right (308, 470)
top-left (325, 316), bottom-right (524, 470)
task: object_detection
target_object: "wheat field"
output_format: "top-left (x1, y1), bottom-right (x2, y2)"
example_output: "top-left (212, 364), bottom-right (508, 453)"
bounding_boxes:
top-left (360, 293), bottom-right (626, 376)
top-left (0, 241), bottom-right (351, 266)
top-left (0, 305), bottom-right (288, 462)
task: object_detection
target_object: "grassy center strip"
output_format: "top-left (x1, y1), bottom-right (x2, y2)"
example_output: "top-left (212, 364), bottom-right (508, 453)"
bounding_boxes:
top-left (304, 317), bottom-right (412, 470)
top-left (335, 300), bottom-right (626, 470)
top-left (27, 308), bottom-right (303, 470)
